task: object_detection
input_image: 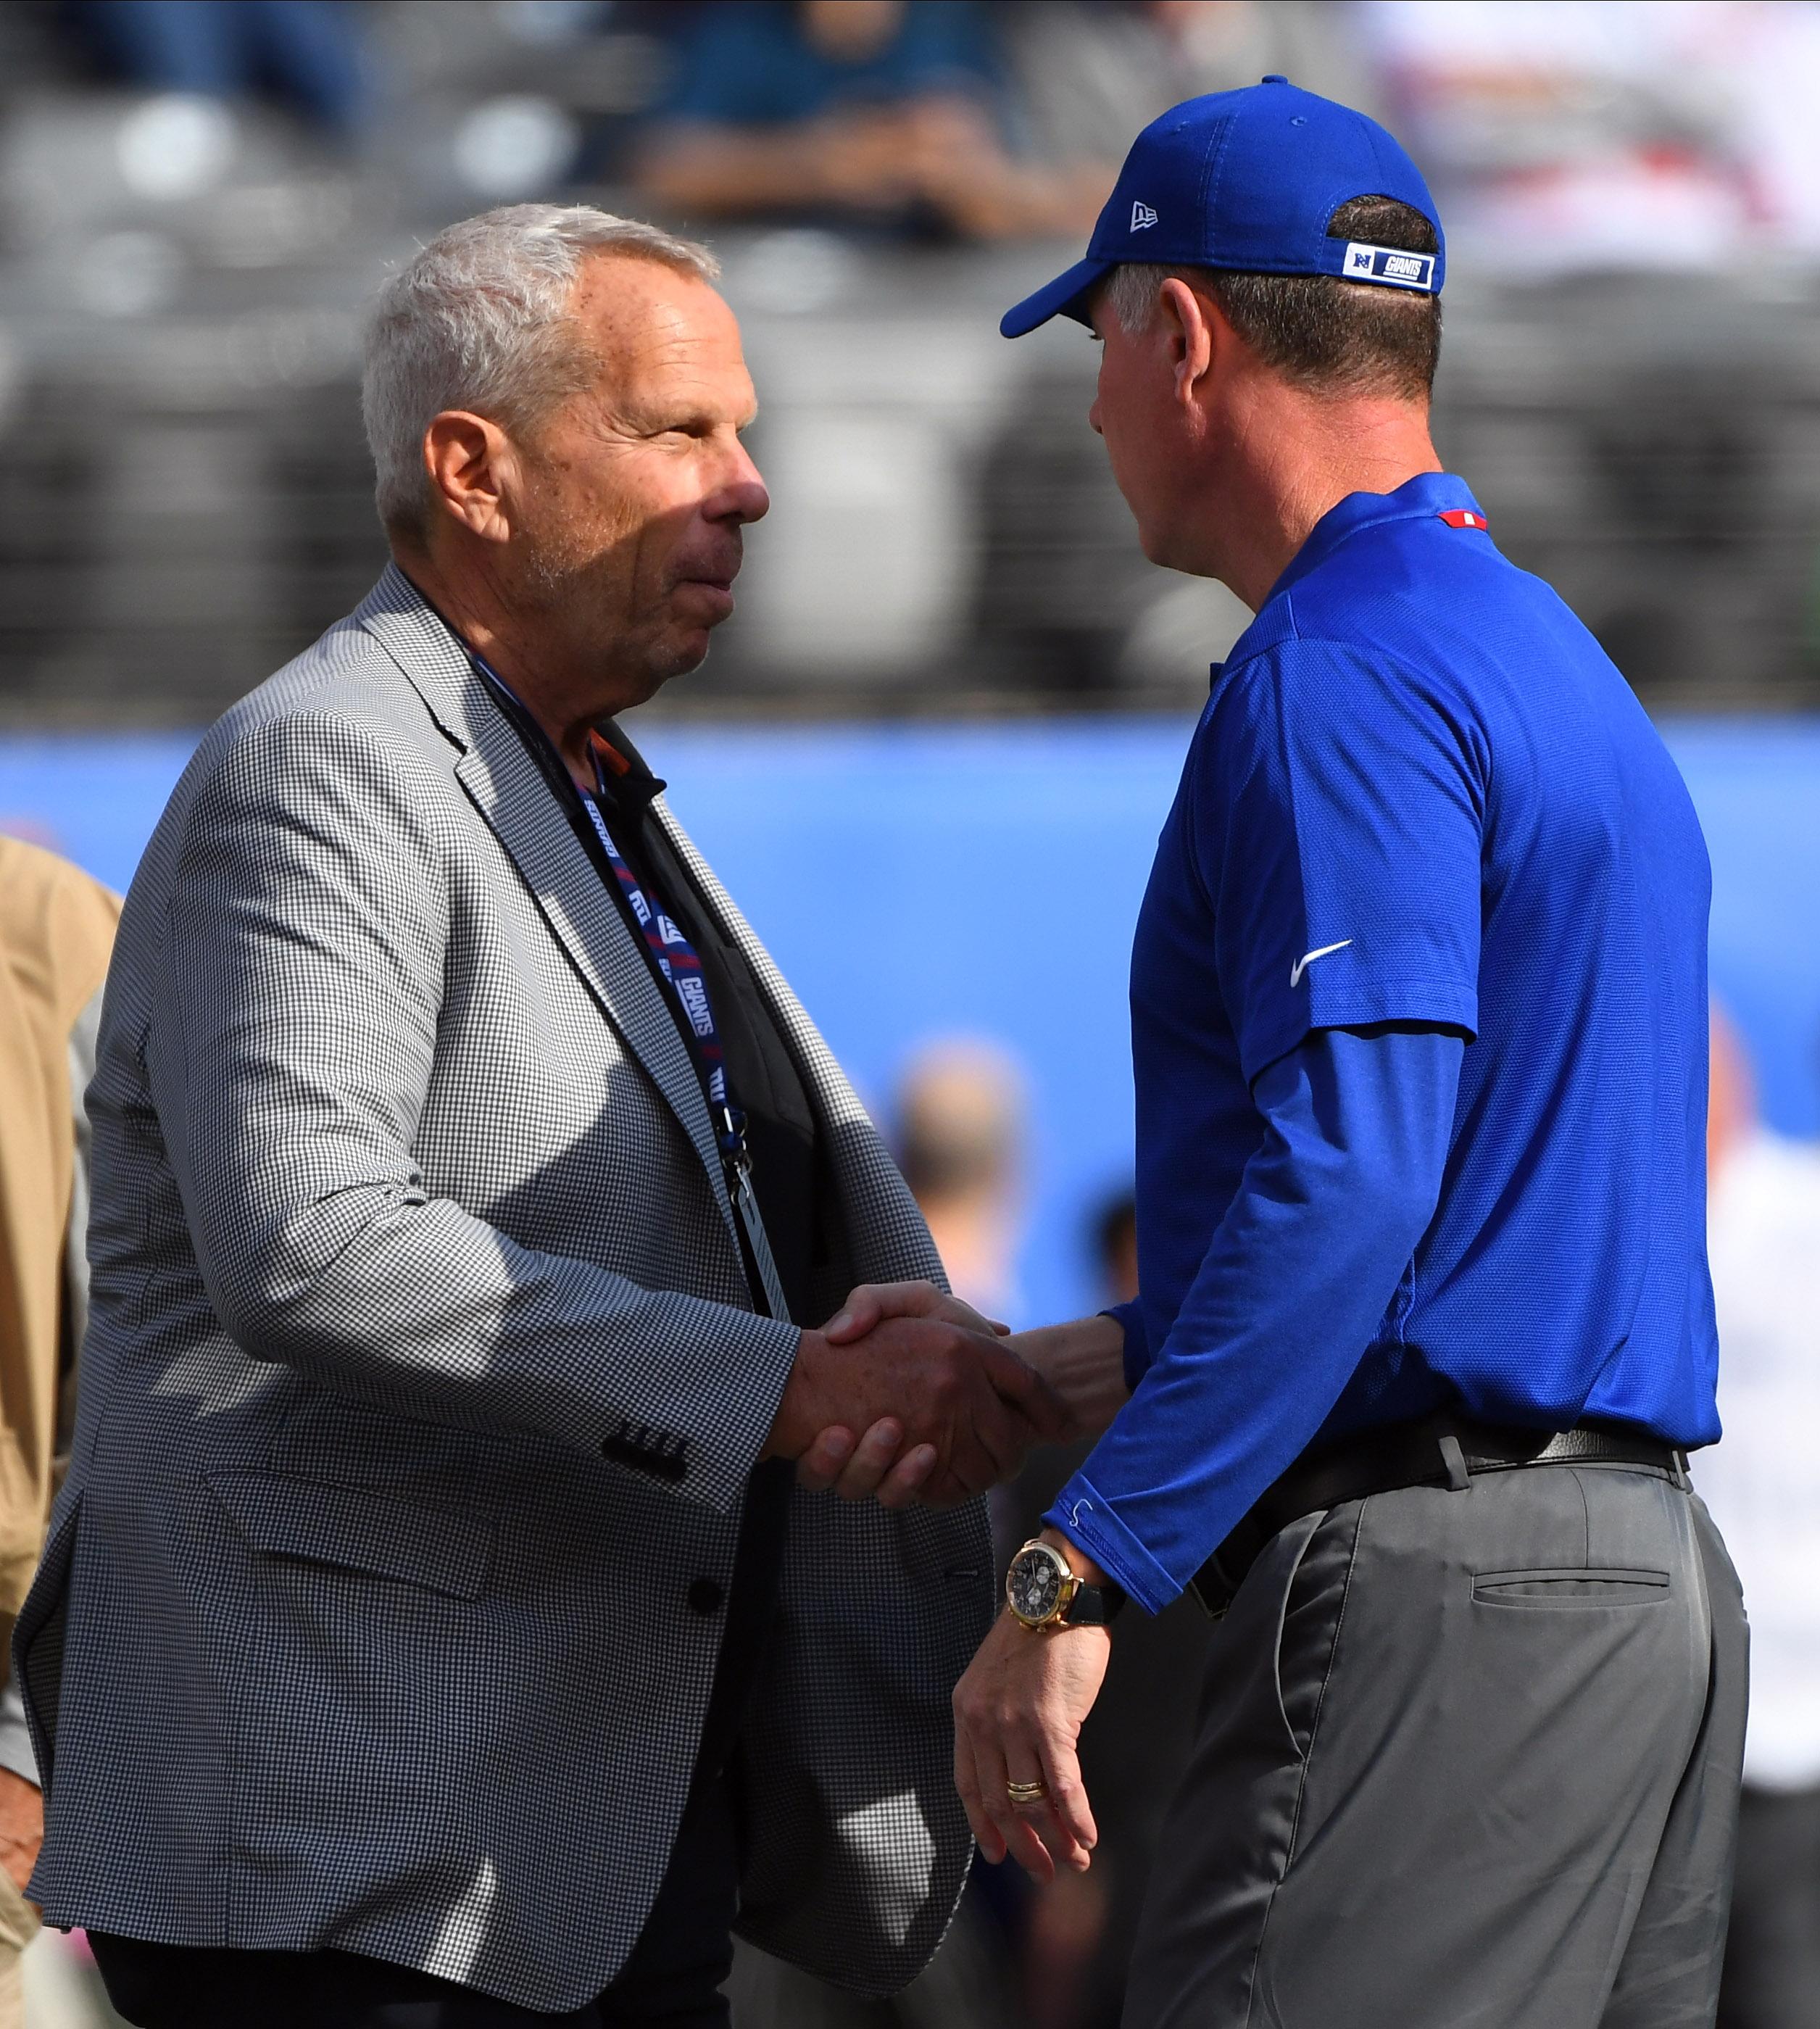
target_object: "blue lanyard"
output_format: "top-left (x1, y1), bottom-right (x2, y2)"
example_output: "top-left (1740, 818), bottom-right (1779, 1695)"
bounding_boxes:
top-left (573, 789), bottom-right (732, 1116)
top-left (471, 657), bottom-right (789, 1319)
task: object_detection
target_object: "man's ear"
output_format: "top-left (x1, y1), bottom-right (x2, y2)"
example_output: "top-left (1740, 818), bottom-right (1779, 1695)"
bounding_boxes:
top-left (423, 410), bottom-right (518, 546)
top-left (1157, 277), bottom-right (1215, 410)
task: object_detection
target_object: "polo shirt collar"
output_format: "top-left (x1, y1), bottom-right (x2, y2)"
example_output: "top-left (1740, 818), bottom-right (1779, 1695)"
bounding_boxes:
top-left (1267, 471), bottom-right (1484, 605)
top-left (593, 721), bottom-right (665, 805)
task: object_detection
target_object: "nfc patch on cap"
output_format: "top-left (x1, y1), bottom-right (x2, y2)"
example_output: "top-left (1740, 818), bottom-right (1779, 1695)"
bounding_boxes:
top-left (1340, 241), bottom-right (1436, 291)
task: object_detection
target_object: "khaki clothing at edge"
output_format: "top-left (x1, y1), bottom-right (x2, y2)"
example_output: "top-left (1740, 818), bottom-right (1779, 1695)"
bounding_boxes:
top-left (0, 836), bottom-right (120, 2022)
top-left (0, 837), bottom-right (117, 1615)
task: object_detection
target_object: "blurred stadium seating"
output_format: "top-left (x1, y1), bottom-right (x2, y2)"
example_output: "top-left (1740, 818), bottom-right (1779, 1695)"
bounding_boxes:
top-left (0, 0), bottom-right (1817, 723)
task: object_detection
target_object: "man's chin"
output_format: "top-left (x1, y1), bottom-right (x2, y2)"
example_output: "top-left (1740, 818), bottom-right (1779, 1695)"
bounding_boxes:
top-left (631, 628), bottom-right (714, 702)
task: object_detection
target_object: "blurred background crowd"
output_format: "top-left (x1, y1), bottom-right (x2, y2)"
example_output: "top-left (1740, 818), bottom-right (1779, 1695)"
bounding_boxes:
top-left (5, 0), bottom-right (1820, 717)
top-left (1, 4), bottom-right (1818, 2027)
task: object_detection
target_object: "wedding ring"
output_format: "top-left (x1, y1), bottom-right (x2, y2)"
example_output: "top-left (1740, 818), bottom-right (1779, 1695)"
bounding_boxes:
top-left (1005, 1778), bottom-right (1049, 1806)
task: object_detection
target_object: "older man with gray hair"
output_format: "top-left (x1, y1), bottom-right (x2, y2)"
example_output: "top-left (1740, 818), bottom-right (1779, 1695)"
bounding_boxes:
top-left (12, 206), bottom-right (1071, 2028)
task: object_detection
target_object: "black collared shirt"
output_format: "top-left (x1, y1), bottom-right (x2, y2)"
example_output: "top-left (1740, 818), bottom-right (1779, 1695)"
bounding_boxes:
top-left (586, 753), bottom-right (808, 1787)
top-left (585, 754), bottom-right (827, 1334)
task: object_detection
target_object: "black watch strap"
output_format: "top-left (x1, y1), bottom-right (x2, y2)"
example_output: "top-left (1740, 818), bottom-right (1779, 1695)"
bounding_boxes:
top-left (1062, 1580), bottom-right (1126, 1626)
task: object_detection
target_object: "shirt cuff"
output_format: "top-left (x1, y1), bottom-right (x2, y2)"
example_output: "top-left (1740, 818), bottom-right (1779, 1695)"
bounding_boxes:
top-left (1102, 1301), bottom-right (1149, 1393)
top-left (1044, 1470), bottom-right (1180, 1616)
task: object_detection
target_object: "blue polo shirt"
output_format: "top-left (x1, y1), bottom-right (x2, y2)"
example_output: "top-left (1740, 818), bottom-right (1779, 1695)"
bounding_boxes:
top-left (1051, 471), bottom-right (1719, 1610)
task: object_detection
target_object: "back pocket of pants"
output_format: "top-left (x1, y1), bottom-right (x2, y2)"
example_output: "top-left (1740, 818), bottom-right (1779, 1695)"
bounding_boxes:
top-left (1473, 1567), bottom-right (1669, 1606)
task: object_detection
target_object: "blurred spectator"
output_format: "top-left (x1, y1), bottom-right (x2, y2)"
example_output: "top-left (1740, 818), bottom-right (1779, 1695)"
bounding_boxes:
top-left (1694, 1008), bottom-right (1820, 2029)
top-left (894, 1036), bottom-right (1029, 1324)
top-left (1731, 0), bottom-right (1820, 260)
top-left (1095, 1190), bottom-right (1138, 1307)
top-left (0, 838), bottom-right (120, 2029)
top-left (1357, 0), bottom-right (1820, 275)
top-left (62, 0), bottom-right (367, 133)
top-left (635, 0), bottom-right (1098, 239)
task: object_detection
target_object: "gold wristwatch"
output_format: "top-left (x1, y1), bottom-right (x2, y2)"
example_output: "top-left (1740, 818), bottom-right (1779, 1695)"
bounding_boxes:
top-left (1005, 1538), bottom-right (1127, 1630)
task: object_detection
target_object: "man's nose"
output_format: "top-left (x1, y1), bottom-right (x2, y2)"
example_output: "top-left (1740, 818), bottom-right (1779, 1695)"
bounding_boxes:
top-left (711, 444), bottom-right (770, 526)
top-left (1088, 395), bottom-right (1104, 439)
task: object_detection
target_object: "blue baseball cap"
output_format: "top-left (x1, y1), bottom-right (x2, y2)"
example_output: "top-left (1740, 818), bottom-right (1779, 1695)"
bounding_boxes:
top-left (1001, 77), bottom-right (1443, 339)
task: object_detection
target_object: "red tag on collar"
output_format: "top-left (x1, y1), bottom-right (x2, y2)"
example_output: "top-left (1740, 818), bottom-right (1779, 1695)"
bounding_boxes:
top-left (1437, 508), bottom-right (1489, 530)
top-left (589, 729), bottom-right (633, 776)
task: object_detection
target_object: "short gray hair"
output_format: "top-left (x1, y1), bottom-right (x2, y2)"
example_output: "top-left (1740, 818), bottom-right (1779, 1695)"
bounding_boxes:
top-left (362, 204), bottom-right (719, 536)
top-left (1103, 263), bottom-right (1174, 336)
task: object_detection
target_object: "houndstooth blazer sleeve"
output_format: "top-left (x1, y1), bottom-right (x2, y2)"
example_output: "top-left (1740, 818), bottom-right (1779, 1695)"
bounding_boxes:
top-left (149, 706), bottom-right (802, 1514)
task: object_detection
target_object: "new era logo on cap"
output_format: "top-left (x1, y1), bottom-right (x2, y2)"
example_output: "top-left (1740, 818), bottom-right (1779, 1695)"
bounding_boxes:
top-left (1131, 201), bottom-right (1158, 232)
top-left (1342, 242), bottom-right (1435, 291)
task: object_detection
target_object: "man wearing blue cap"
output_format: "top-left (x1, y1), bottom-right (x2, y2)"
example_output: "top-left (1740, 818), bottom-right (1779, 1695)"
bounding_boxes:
top-left (943, 76), bottom-right (1745, 2026)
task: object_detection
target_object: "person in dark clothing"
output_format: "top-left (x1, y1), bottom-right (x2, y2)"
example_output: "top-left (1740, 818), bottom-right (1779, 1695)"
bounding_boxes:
top-left (64, 0), bottom-right (367, 133)
top-left (636, 0), bottom-right (1101, 239)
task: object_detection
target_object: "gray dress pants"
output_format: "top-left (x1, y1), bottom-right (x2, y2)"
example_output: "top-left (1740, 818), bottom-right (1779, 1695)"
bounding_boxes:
top-left (1123, 1461), bottom-right (1747, 2029)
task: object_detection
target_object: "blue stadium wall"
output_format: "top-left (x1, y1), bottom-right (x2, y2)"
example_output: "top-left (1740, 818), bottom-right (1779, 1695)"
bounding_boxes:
top-left (4, 716), bottom-right (1817, 1326)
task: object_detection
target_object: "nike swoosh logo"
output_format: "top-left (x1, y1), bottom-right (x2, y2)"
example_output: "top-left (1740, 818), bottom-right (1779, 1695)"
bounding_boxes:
top-left (1290, 939), bottom-right (1352, 988)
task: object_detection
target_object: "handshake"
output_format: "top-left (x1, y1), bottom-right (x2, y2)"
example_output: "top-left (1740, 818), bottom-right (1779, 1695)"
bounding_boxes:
top-left (764, 1281), bottom-right (1084, 1508)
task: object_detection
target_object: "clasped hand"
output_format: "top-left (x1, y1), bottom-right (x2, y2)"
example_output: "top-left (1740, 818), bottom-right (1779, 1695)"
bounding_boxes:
top-left (767, 1290), bottom-right (1134, 1885)
top-left (766, 1281), bottom-right (1072, 1507)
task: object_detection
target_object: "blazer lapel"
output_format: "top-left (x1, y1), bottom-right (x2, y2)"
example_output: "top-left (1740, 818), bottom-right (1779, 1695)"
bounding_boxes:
top-left (357, 569), bottom-right (734, 1218)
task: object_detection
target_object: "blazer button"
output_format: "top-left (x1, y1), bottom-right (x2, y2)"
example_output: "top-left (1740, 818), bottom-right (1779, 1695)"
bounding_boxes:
top-left (688, 1577), bottom-right (726, 1617)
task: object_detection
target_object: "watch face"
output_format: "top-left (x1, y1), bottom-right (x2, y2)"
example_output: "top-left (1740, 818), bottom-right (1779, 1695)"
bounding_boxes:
top-left (1008, 1547), bottom-right (1065, 1624)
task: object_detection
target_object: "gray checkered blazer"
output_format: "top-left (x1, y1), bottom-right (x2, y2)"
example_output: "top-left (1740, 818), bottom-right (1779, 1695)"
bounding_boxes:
top-left (14, 566), bottom-right (995, 2013)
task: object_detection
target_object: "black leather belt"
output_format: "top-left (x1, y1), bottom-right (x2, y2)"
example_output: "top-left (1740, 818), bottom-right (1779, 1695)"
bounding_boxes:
top-left (1188, 1411), bottom-right (1690, 1620)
